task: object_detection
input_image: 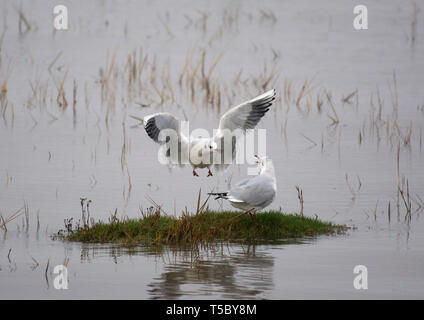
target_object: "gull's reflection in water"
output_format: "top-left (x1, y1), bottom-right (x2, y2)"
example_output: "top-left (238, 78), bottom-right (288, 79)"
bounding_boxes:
top-left (147, 244), bottom-right (275, 299)
top-left (76, 242), bottom-right (281, 299)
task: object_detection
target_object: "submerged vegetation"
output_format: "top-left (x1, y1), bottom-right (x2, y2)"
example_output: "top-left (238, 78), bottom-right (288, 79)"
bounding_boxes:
top-left (64, 210), bottom-right (347, 246)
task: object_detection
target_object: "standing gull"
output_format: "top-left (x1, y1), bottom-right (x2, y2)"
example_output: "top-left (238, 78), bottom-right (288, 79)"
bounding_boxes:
top-left (208, 156), bottom-right (277, 217)
top-left (142, 89), bottom-right (276, 176)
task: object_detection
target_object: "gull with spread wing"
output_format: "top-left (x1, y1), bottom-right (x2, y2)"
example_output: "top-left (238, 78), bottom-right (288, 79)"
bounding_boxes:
top-left (142, 89), bottom-right (276, 176)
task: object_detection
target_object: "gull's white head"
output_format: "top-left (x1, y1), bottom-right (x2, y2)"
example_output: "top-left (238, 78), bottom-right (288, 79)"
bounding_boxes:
top-left (205, 139), bottom-right (219, 152)
top-left (254, 155), bottom-right (274, 175)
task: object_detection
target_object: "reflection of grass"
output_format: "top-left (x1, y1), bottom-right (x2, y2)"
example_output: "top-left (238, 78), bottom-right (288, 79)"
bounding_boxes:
top-left (66, 211), bottom-right (347, 246)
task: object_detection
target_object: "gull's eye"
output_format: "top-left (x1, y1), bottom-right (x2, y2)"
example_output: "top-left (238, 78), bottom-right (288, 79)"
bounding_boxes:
top-left (209, 145), bottom-right (213, 149)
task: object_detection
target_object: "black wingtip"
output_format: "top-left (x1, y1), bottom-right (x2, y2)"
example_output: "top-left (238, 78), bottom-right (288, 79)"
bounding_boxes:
top-left (207, 192), bottom-right (228, 200)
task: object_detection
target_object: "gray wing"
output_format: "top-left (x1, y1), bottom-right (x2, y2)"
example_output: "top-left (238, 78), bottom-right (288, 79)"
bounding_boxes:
top-left (144, 112), bottom-right (182, 144)
top-left (143, 112), bottom-right (188, 167)
top-left (213, 89), bottom-right (276, 171)
top-left (228, 174), bottom-right (276, 208)
top-left (216, 89), bottom-right (276, 134)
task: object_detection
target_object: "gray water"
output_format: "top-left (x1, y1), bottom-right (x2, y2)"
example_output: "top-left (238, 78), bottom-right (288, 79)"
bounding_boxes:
top-left (0, 0), bottom-right (423, 299)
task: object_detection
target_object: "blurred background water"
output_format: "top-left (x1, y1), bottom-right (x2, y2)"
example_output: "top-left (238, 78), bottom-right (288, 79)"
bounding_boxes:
top-left (0, 0), bottom-right (423, 299)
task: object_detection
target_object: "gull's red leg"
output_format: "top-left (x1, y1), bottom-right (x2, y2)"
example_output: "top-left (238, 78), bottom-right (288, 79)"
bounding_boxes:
top-left (193, 169), bottom-right (199, 177)
top-left (207, 169), bottom-right (213, 177)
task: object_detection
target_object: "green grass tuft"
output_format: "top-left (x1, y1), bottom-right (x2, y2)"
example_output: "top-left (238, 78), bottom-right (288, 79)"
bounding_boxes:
top-left (65, 210), bottom-right (348, 246)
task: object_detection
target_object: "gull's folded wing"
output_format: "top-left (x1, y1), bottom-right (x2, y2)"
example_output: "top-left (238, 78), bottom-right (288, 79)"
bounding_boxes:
top-left (228, 174), bottom-right (275, 208)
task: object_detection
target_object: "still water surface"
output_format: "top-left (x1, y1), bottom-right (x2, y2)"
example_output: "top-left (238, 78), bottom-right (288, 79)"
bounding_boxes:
top-left (0, 0), bottom-right (423, 299)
